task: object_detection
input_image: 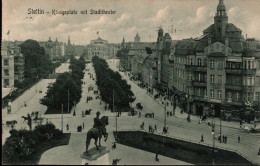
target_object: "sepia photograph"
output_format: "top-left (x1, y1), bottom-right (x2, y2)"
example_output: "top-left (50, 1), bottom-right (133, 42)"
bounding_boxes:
top-left (2, 0), bottom-right (260, 165)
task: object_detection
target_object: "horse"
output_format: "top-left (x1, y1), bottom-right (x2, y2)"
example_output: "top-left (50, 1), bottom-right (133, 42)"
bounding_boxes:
top-left (85, 116), bottom-right (109, 153)
top-left (22, 116), bottom-right (29, 122)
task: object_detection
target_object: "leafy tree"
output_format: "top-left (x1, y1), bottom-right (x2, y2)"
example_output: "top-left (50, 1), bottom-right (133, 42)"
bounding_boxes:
top-left (92, 56), bottom-right (135, 110)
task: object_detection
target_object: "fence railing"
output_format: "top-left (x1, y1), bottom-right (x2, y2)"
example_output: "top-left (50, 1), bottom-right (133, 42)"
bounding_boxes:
top-left (114, 129), bottom-right (257, 165)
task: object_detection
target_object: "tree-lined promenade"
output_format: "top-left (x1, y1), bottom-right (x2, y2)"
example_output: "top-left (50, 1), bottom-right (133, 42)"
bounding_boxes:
top-left (92, 56), bottom-right (135, 111)
top-left (40, 56), bottom-right (86, 113)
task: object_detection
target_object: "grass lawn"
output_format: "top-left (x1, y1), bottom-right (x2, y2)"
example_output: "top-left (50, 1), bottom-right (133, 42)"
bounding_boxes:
top-left (3, 133), bottom-right (71, 165)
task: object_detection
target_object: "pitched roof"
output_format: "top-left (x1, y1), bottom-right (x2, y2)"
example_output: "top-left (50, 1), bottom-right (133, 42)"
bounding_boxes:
top-left (226, 23), bottom-right (241, 32)
top-left (203, 24), bottom-right (214, 34)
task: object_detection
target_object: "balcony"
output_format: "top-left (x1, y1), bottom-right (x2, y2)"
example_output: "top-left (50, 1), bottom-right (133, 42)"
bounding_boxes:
top-left (242, 69), bottom-right (256, 75)
top-left (225, 68), bottom-right (242, 75)
top-left (185, 65), bottom-right (207, 72)
top-left (193, 81), bottom-right (206, 87)
top-left (225, 84), bottom-right (242, 91)
top-left (192, 95), bottom-right (207, 102)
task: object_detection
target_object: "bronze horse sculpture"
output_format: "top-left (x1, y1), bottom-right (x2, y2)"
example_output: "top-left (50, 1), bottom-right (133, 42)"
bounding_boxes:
top-left (85, 116), bottom-right (109, 153)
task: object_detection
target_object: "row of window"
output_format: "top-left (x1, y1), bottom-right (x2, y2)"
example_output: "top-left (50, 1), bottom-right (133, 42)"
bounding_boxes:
top-left (210, 74), bottom-right (223, 84)
top-left (174, 58), bottom-right (258, 70)
top-left (243, 77), bottom-right (255, 86)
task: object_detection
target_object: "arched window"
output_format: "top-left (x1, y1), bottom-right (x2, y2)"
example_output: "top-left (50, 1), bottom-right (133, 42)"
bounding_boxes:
top-left (197, 58), bottom-right (202, 66)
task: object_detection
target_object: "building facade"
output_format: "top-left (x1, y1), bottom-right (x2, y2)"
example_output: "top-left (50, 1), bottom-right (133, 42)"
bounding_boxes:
top-left (2, 43), bottom-right (15, 88)
top-left (39, 37), bottom-right (65, 61)
top-left (86, 37), bottom-right (120, 60)
top-left (171, 0), bottom-right (260, 121)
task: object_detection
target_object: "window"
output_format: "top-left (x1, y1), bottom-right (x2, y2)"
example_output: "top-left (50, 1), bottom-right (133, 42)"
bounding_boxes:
top-left (247, 77), bottom-right (251, 86)
top-left (197, 58), bottom-right (202, 66)
top-left (227, 92), bottom-right (232, 99)
top-left (210, 74), bottom-right (215, 84)
top-left (218, 75), bottom-right (222, 84)
top-left (4, 79), bottom-right (9, 87)
top-left (4, 69), bottom-right (9, 76)
top-left (210, 89), bottom-right (214, 98)
top-left (255, 92), bottom-right (260, 101)
top-left (197, 88), bottom-right (201, 96)
top-left (4, 59), bottom-right (9, 66)
top-left (209, 60), bottom-right (215, 68)
top-left (198, 73), bottom-right (201, 82)
top-left (235, 92), bottom-right (240, 101)
top-left (190, 58), bottom-right (193, 65)
top-left (217, 90), bottom-right (222, 99)
top-left (188, 73), bottom-right (192, 81)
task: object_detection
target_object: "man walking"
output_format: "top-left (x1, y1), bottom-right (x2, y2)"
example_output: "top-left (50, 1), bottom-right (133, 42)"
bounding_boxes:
top-left (238, 136), bottom-right (240, 143)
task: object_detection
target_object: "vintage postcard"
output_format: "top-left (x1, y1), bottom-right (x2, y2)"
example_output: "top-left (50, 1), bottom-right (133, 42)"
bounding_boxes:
top-left (2, 0), bottom-right (260, 165)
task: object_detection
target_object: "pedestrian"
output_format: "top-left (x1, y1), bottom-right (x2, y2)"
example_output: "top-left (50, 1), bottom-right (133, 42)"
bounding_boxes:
top-left (83, 123), bottom-right (84, 129)
top-left (238, 136), bottom-right (240, 143)
top-left (201, 134), bottom-right (204, 142)
top-left (73, 110), bottom-right (76, 116)
top-left (77, 125), bottom-right (80, 132)
top-left (222, 134), bottom-right (225, 143)
top-left (154, 124), bottom-right (157, 132)
top-left (155, 152), bottom-right (159, 162)
top-left (67, 124), bottom-right (69, 130)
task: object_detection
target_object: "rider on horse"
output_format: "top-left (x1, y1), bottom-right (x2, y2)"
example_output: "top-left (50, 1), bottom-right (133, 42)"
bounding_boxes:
top-left (93, 111), bottom-right (102, 135)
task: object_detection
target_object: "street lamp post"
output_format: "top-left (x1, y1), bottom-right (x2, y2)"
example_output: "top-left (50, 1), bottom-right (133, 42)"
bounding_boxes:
top-left (164, 102), bottom-right (167, 129)
top-left (68, 89), bottom-right (70, 113)
top-left (61, 104), bottom-right (63, 132)
top-left (220, 109), bottom-right (223, 143)
top-left (212, 119), bottom-right (215, 164)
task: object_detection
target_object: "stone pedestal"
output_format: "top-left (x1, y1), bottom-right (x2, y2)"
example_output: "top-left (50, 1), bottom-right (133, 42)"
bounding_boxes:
top-left (80, 146), bottom-right (110, 161)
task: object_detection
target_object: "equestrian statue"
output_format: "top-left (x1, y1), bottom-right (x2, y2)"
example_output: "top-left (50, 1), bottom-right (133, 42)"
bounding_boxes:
top-left (85, 111), bottom-right (109, 153)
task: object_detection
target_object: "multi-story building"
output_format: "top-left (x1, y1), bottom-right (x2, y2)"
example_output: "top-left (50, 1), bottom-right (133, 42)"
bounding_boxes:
top-left (171, 0), bottom-right (260, 121)
top-left (156, 28), bottom-right (173, 93)
top-left (40, 37), bottom-right (65, 61)
top-left (2, 41), bottom-right (24, 86)
top-left (2, 42), bottom-right (15, 88)
top-left (86, 37), bottom-right (121, 60)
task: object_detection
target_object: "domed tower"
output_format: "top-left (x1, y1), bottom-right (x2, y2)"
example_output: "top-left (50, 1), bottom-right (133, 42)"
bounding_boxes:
top-left (214, 0), bottom-right (228, 40)
top-left (134, 33), bottom-right (140, 43)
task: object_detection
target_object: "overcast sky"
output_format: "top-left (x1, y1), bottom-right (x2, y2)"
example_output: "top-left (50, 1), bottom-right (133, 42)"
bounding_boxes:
top-left (2, 0), bottom-right (260, 45)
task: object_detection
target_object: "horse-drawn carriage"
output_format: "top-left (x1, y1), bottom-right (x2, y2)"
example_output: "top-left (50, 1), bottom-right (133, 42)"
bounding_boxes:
top-left (85, 109), bottom-right (92, 115)
top-left (5, 120), bottom-right (17, 127)
top-left (128, 109), bottom-right (137, 116)
top-left (145, 113), bottom-right (154, 118)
